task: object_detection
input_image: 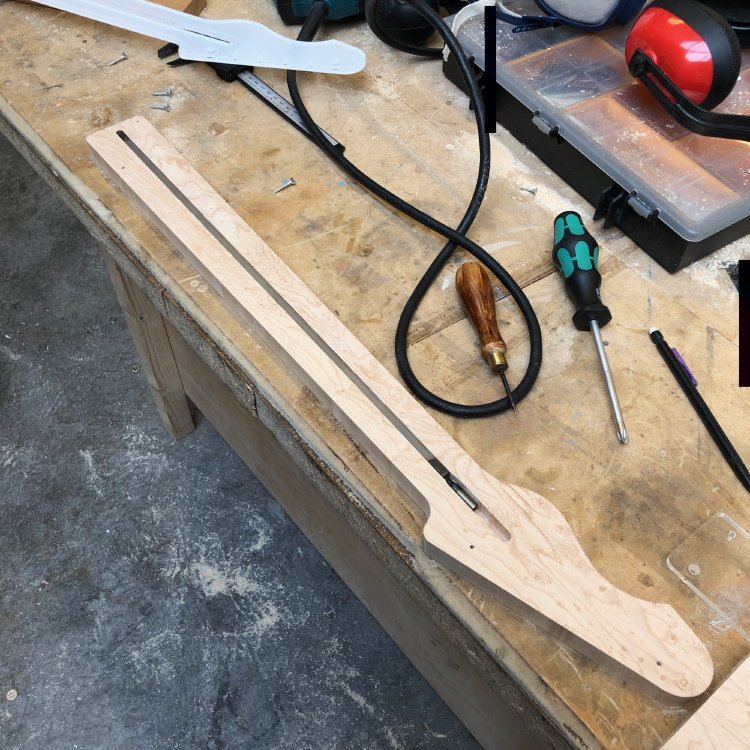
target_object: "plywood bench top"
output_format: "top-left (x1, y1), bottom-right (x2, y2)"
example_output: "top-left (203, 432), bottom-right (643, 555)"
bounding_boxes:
top-left (1, 1), bottom-right (749, 746)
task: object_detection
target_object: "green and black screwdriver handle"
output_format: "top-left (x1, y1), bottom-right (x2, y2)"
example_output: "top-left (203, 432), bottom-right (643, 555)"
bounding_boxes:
top-left (552, 212), bottom-right (628, 444)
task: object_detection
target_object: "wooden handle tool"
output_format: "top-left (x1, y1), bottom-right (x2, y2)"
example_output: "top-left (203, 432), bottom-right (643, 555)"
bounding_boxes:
top-left (456, 261), bottom-right (516, 412)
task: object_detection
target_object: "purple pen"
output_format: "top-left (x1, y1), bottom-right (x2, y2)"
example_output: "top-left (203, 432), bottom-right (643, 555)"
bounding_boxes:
top-left (650, 328), bottom-right (750, 494)
top-left (671, 347), bottom-right (698, 387)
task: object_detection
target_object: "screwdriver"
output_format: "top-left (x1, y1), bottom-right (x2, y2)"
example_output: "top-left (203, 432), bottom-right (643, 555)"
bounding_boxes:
top-left (552, 212), bottom-right (628, 444)
top-left (456, 261), bottom-right (517, 412)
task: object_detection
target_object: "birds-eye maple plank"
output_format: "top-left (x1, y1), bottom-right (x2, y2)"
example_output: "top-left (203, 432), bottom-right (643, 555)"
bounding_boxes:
top-left (89, 116), bottom-right (713, 701)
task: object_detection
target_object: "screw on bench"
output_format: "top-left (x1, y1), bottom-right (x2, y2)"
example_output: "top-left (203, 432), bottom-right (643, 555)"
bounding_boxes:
top-left (108, 52), bottom-right (128, 66)
top-left (274, 178), bottom-right (296, 194)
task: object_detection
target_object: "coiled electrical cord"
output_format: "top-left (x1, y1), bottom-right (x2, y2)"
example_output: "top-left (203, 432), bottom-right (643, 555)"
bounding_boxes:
top-left (287, 0), bottom-right (543, 417)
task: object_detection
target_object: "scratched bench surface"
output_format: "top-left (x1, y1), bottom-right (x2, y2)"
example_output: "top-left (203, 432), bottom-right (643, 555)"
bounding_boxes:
top-left (1, 0), bottom-right (749, 746)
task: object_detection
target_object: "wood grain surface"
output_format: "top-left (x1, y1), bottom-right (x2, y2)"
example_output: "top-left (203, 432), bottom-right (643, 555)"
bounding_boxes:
top-left (661, 657), bottom-right (750, 749)
top-left (89, 115), bottom-right (714, 700)
top-left (101, 252), bottom-right (195, 439)
top-left (13, 0), bottom-right (207, 14)
top-left (2, 0), bottom-right (750, 745)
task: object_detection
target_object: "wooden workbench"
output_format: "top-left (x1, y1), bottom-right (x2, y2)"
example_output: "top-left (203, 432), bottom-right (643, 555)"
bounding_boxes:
top-left (1, 1), bottom-right (749, 747)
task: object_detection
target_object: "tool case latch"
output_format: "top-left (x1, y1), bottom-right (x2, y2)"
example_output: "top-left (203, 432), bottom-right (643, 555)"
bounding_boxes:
top-left (531, 112), bottom-right (559, 138)
top-left (627, 193), bottom-right (659, 222)
top-left (595, 183), bottom-right (659, 229)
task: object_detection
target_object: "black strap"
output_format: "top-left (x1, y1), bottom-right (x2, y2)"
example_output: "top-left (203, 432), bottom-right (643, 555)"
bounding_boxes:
top-left (628, 49), bottom-right (750, 141)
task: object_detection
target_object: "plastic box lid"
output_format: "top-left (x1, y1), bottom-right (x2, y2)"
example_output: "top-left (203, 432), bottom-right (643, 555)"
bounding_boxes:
top-left (454, 7), bottom-right (750, 242)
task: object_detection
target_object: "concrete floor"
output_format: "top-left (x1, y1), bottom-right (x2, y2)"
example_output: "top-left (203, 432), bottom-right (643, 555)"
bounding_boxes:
top-left (0, 133), bottom-right (480, 749)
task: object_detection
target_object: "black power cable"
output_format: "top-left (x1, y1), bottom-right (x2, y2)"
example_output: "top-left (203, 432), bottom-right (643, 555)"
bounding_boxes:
top-left (287, 0), bottom-right (543, 417)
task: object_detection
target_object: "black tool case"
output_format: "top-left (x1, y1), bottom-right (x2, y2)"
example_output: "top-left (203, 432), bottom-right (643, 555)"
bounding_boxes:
top-left (442, 14), bottom-right (750, 272)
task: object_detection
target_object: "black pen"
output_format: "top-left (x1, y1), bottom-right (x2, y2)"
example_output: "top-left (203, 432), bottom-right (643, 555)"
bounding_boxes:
top-left (649, 328), bottom-right (750, 494)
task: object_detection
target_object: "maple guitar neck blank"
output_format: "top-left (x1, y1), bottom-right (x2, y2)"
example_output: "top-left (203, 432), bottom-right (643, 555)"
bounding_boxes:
top-left (88, 117), bottom-right (714, 701)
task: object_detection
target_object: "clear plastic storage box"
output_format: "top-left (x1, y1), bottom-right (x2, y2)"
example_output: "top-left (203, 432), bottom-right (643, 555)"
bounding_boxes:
top-left (447, 6), bottom-right (750, 269)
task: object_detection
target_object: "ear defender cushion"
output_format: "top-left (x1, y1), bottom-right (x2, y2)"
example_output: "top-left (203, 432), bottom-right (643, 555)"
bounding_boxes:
top-left (534, 0), bottom-right (622, 26)
top-left (533, 0), bottom-right (646, 28)
top-left (625, 0), bottom-right (741, 109)
top-left (697, 1), bottom-right (750, 23)
top-left (614, 0), bottom-right (650, 25)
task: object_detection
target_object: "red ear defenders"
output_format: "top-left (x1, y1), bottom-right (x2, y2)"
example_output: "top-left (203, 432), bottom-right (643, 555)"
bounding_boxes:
top-left (625, 0), bottom-right (750, 140)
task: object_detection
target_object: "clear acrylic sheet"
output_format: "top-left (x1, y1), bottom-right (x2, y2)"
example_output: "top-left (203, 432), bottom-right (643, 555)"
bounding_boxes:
top-left (667, 513), bottom-right (750, 643)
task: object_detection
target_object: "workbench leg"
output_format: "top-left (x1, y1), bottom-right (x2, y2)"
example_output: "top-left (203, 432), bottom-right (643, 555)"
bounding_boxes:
top-left (103, 253), bottom-right (195, 440)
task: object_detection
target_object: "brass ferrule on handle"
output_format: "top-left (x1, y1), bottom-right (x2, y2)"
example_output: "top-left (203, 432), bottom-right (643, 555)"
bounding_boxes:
top-left (484, 348), bottom-right (508, 372)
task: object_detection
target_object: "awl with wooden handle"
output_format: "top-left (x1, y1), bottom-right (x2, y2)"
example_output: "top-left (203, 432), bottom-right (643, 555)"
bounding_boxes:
top-left (456, 261), bottom-right (517, 412)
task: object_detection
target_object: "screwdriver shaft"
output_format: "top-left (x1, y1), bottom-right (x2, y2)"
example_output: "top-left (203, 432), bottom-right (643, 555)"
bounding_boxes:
top-left (499, 370), bottom-right (517, 413)
top-left (589, 320), bottom-right (628, 444)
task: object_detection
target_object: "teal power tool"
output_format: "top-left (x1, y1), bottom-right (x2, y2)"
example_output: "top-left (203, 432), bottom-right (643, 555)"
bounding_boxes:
top-left (552, 212), bottom-right (628, 445)
top-left (276, 0), bottom-right (364, 23)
